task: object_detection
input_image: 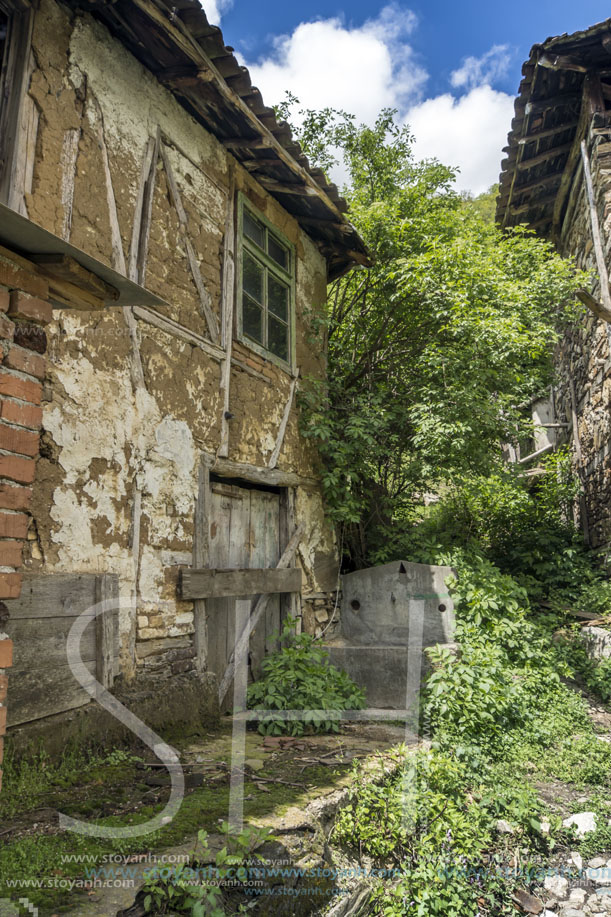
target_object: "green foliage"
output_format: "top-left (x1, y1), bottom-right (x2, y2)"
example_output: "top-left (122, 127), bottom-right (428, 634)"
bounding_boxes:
top-left (281, 101), bottom-right (583, 565)
top-left (330, 468), bottom-right (611, 914)
top-left (141, 825), bottom-right (270, 916)
top-left (246, 617), bottom-right (365, 735)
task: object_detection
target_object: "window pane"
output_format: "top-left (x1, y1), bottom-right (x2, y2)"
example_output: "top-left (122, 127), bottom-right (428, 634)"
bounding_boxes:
top-left (243, 251), bottom-right (263, 303)
top-left (268, 315), bottom-right (289, 362)
top-left (243, 209), bottom-right (265, 249)
top-left (268, 234), bottom-right (288, 269)
top-left (268, 275), bottom-right (288, 322)
top-left (243, 294), bottom-right (263, 344)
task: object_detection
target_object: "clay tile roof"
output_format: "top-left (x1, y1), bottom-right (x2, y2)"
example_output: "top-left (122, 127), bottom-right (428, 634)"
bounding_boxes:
top-left (72, 0), bottom-right (370, 280)
top-left (496, 18), bottom-right (611, 239)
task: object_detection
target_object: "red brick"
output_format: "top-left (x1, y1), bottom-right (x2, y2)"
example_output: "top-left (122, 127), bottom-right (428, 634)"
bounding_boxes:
top-left (0, 399), bottom-right (42, 429)
top-left (0, 541), bottom-right (22, 568)
top-left (0, 258), bottom-right (48, 299)
top-left (0, 455), bottom-right (35, 484)
top-left (0, 640), bottom-right (13, 668)
top-left (0, 372), bottom-right (42, 405)
top-left (0, 513), bottom-right (28, 539)
top-left (0, 675), bottom-right (6, 703)
top-left (0, 423), bottom-right (38, 457)
top-left (0, 314), bottom-right (14, 342)
top-left (4, 346), bottom-right (46, 379)
top-left (0, 484), bottom-right (31, 511)
top-left (0, 292), bottom-right (8, 313)
top-left (0, 574), bottom-right (20, 600)
top-left (0, 736), bottom-right (4, 766)
top-left (8, 291), bottom-right (52, 325)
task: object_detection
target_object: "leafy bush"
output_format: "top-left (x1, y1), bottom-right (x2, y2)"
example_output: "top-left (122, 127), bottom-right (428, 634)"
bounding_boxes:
top-left (246, 618), bottom-right (365, 735)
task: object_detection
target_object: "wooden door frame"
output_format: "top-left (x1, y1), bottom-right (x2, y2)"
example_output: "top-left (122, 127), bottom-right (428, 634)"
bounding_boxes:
top-left (192, 453), bottom-right (299, 673)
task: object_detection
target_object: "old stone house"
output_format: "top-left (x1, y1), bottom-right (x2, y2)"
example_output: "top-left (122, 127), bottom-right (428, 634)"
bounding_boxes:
top-left (498, 19), bottom-right (611, 549)
top-left (0, 0), bottom-right (369, 768)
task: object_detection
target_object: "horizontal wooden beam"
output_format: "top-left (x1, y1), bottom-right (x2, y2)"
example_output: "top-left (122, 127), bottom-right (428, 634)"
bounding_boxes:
top-left (181, 567), bottom-right (302, 599)
top-left (212, 457), bottom-right (318, 489)
top-left (524, 93), bottom-right (581, 116)
top-left (538, 53), bottom-right (587, 73)
top-left (256, 176), bottom-right (318, 196)
top-left (516, 142), bottom-right (573, 171)
top-left (513, 169), bottom-right (565, 197)
top-left (518, 120), bottom-right (578, 144)
top-left (509, 190), bottom-right (559, 215)
top-left (221, 137), bottom-right (268, 150)
top-left (33, 254), bottom-right (120, 301)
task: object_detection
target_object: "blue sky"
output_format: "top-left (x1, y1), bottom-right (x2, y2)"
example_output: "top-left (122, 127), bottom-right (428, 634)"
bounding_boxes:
top-left (204, 1), bottom-right (611, 193)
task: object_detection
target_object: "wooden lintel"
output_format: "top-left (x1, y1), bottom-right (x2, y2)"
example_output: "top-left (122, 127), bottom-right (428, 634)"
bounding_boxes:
top-left (181, 567), bottom-right (302, 600)
top-left (212, 457), bottom-right (318, 489)
top-left (33, 254), bottom-right (120, 302)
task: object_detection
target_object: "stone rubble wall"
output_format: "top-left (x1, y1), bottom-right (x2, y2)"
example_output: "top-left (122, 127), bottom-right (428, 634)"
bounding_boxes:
top-left (557, 134), bottom-right (611, 549)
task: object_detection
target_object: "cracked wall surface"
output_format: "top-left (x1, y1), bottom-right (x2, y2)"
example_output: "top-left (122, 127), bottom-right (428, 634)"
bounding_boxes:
top-left (21, 0), bottom-right (338, 680)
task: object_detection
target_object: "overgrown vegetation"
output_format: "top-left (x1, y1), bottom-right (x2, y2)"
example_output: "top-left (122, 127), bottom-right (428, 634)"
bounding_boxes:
top-left (246, 616), bottom-right (365, 734)
top-left (328, 458), bottom-right (611, 914)
top-left (264, 101), bottom-right (611, 912)
top-left (278, 101), bottom-right (584, 567)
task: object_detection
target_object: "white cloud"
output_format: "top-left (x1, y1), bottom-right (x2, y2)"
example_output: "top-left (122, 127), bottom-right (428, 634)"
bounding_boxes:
top-left (245, 5), bottom-right (427, 124)
top-left (406, 86), bottom-right (514, 195)
top-left (450, 45), bottom-right (512, 92)
top-left (201, 0), bottom-right (232, 25)
top-left (240, 6), bottom-right (513, 194)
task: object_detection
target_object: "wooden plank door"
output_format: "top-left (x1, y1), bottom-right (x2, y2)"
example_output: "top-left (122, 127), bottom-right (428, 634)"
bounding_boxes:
top-left (207, 481), bottom-right (282, 700)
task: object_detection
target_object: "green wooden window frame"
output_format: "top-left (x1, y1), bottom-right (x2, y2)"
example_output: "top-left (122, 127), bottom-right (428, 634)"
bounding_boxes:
top-left (236, 193), bottom-right (296, 372)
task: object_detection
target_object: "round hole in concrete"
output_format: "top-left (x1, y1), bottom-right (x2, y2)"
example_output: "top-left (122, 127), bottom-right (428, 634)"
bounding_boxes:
top-left (351, 599), bottom-right (361, 611)
top-left (438, 604), bottom-right (446, 612)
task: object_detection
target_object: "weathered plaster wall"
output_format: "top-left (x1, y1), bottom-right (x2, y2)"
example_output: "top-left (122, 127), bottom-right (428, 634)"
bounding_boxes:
top-left (21, 0), bottom-right (337, 680)
top-left (557, 134), bottom-right (611, 547)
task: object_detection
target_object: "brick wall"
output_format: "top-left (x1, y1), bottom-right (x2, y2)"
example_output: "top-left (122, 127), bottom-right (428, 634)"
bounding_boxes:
top-left (0, 252), bottom-right (51, 789)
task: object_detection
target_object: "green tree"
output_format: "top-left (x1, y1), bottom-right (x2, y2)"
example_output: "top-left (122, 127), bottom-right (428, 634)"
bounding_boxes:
top-left (288, 106), bottom-right (582, 567)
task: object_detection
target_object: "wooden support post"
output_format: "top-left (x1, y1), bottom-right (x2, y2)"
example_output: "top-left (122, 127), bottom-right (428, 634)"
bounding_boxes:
top-left (218, 522), bottom-right (304, 705)
top-left (581, 140), bottom-right (611, 317)
top-left (193, 455), bottom-right (213, 672)
top-left (218, 166), bottom-right (236, 458)
top-left (95, 97), bottom-right (146, 392)
top-left (268, 375), bottom-right (298, 469)
top-left (181, 567), bottom-right (302, 599)
top-left (95, 574), bottom-right (118, 691)
top-left (569, 377), bottom-right (590, 545)
top-left (160, 144), bottom-right (220, 343)
top-left (128, 136), bottom-right (158, 281)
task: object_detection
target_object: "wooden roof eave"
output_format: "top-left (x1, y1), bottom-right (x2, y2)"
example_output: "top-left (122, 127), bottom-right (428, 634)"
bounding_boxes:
top-left (72, 0), bottom-right (370, 278)
top-left (497, 19), bottom-right (611, 234)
